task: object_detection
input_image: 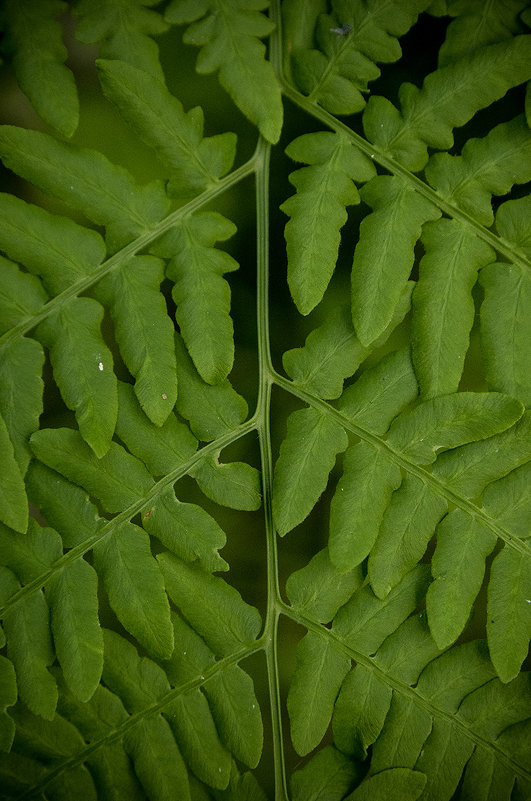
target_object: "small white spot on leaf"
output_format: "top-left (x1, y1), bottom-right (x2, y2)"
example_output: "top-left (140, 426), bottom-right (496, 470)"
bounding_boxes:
top-left (162, 393), bottom-right (167, 400)
top-left (98, 362), bottom-right (104, 371)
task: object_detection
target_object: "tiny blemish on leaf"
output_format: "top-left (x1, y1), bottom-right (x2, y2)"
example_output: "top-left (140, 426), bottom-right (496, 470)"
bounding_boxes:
top-left (162, 393), bottom-right (167, 399)
top-left (98, 362), bottom-right (104, 371)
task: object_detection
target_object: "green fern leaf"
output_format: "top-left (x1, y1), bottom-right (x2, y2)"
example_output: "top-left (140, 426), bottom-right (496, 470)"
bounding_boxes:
top-left (286, 546), bottom-right (364, 623)
top-left (192, 454), bottom-right (262, 511)
top-left (30, 428), bottom-right (154, 512)
top-left (36, 300), bottom-right (118, 458)
top-left (45, 559), bottom-right (104, 703)
top-left (287, 631), bottom-right (351, 756)
top-left (164, 689), bottom-right (231, 789)
top-left (93, 523), bottom-right (173, 659)
top-left (25, 461), bottom-right (104, 550)
top-left (364, 36), bottom-right (531, 170)
top-left (438, 0), bottom-right (528, 66)
top-left (283, 286), bottom-right (413, 400)
top-left (0, 338), bottom-right (44, 478)
top-left (426, 510), bottom-right (497, 648)
top-left (0, 193), bottom-right (105, 295)
top-left (0, 258), bottom-right (47, 335)
top-left (424, 115), bottom-right (531, 226)
top-left (338, 348), bottom-right (418, 434)
top-left (0, 569), bottom-right (56, 721)
top-left (368, 475), bottom-right (448, 599)
top-left (115, 380), bottom-right (197, 475)
top-left (154, 212), bottom-right (239, 384)
top-left (285, 0), bottom-right (429, 115)
top-left (345, 769), bottom-right (426, 801)
top-left (74, 0), bottom-right (169, 79)
top-left (0, 518), bottom-right (62, 584)
top-left (165, 0), bottom-right (283, 143)
top-left (158, 553), bottom-right (261, 656)
top-left (290, 744), bottom-right (362, 801)
top-left (97, 59), bottom-right (237, 199)
top-left (95, 257), bottom-right (177, 426)
top-left (204, 667), bottom-right (264, 770)
top-left (411, 219), bottom-right (495, 399)
top-left (351, 175), bottom-right (440, 345)
top-left (333, 664), bottom-right (392, 759)
top-left (386, 391), bottom-right (523, 464)
top-left (431, 409), bottom-right (531, 498)
top-left (0, 412), bottom-right (27, 534)
top-left (0, 127), bottom-right (169, 250)
top-left (487, 546), bottom-right (531, 684)
top-left (281, 131), bottom-right (376, 315)
top-left (329, 441), bottom-right (402, 571)
top-left (174, 333), bottom-right (248, 441)
top-left (2, 0), bottom-right (78, 137)
top-left (272, 407), bottom-right (348, 536)
top-left (480, 262), bottom-right (531, 405)
top-left (0, 656), bottom-right (16, 752)
top-left (142, 488), bottom-right (229, 572)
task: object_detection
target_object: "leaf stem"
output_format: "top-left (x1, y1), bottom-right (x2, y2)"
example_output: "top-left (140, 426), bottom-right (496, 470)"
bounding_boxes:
top-left (255, 132), bottom-right (289, 801)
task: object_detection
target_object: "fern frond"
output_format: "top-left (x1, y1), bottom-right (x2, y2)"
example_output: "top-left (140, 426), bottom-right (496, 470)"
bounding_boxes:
top-left (165, 0), bottom-right (283, 143)
top-left (282, 0), bottom-right (430, 115)
top-left (281, 286), bottom-right (414, 399)
top-left (364, 35), bottom-right (531, 171)
top-left (1, 0), bottom-right (79, 137)
top-left (350, 175), bottom-right (440, 345)
top-left (97, 59), bottom-right (237, 199)
top-left (289, 558), bottom-right (531, 799)
top-left (438, 0), bottom-right (528, 65)
top-left (1, 3), bottom-right (530, 796)
top-left (0, 127), bottom-right (169, 250)
top-left (154, 212), bottom-right (239, 384)
top-left (281, 131), bottom-right (376, 315)
top-left (94, 257), bottom-right (178, 426)
top-left (74, 0), bottom-right (169, 80)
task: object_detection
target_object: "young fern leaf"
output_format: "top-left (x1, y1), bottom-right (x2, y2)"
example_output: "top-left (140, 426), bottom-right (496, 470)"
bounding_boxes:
top-left (74, 0), bottom-right (169, 80)
top-left (165, 0), bottom-right (283, 144)
top-left (1, 0), bottom-right (79, 137)
top-left (281, 131), bottom-right (376, 315)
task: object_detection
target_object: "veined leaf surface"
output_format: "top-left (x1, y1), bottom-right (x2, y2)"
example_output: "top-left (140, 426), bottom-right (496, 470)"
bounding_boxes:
top-left (0, 4), bottom-right (530, 799)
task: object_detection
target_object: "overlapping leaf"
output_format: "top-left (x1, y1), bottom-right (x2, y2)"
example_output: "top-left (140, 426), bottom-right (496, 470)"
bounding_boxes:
top-left (97, 59), bottom-right (237, 199)
top-left (363, 35), bottom-right (531, 171)
top-left (283, 0), bottom-right (430, 115)
top-left (74, 0), bottom-right (169, 79)
top-left (1, 0), bottom-right (79, 136)
top-left (281, 131), bottom-right (376, 315)
top-left (165, 0), bottom-right (283, 143)
top-left (287, 556), bottom-right (531, 800)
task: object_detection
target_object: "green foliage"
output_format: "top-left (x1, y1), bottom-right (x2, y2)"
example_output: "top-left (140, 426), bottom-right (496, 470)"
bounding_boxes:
top-left (0, 1), bottom-right (530, 799)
